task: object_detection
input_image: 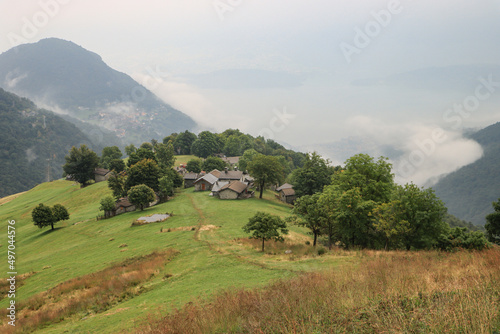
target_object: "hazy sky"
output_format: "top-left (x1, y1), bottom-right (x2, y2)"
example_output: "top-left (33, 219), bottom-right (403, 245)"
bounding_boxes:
top-left (1, 0), bottom-right (500, 184)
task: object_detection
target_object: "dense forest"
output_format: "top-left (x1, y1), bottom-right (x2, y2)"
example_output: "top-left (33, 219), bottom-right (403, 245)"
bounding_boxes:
top-left (0, 89), bottom-right (96, 197)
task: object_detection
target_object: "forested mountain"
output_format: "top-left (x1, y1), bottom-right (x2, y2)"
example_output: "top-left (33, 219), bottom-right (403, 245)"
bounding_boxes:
top-left (434, 122), bottom-right (500, 226)
top-left (0, 38), bottom-right (195, 144)
top-left (0, 89), bottom-right (96, 197)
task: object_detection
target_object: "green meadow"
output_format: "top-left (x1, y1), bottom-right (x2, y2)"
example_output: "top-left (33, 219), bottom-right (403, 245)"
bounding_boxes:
top-left (0, 180), bottom-right (344, 333)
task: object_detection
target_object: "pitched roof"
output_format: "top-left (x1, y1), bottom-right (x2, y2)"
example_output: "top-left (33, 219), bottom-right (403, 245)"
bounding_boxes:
top-left (222, 156), bottom-right (240, 165)
top-left (94, 168), bottom-right (111, 176)
top-left (183, 172), bottom-right (198, 180)
top-left (219, 170), bottom-right (243, 180)
top-left (115, 197), bottom-right (134, 208)
top-left (194, 173), bottom-right (218, 185)
top-left (220, 181), bottom-right (248, 194)
top-left (209, 169), bottom-right (221, 178)
top-left (280, 188), bottom-right (296, 196)
top-left (276, 183), bottom-right (293, 192)
top-left (212, 181), bottom-right (229, 192)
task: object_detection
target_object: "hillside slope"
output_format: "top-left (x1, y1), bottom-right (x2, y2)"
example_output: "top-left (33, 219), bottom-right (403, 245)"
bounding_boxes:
top-left (0, 182), bottom-right (339, 333)
top-left (0, 88), bottom-right (97, 197)
top-left (0, 38), bottom-right (196, 144)
top-left (434, 122), bottom-right (500, 225)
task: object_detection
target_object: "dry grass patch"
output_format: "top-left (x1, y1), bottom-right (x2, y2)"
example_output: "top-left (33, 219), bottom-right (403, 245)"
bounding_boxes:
top-left (137, 248), bottom-right (500, 334)
top-left (161, 225), bottom-right (219, 233)
top-left (0, 250), bottom-right (178, 333)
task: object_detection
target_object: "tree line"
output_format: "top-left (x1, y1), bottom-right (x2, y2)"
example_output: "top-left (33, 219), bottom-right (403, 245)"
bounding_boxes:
top-left (289, 153), bottom-right (492, 251)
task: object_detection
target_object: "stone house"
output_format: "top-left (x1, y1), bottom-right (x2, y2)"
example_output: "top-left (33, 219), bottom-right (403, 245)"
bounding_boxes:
top-left (194, 173), bottom-right (218, 191)
top-left (94, 168), bottom-right (111, 183)
top-left (218, 168), bottom-right (244, 182)
top-left (218, 181), bottom-right (251, 200)
top-left (276, 183), bottom-right (293, 192)
top-left (209, 169), bottom-right (221, 178)
top-left (183, 172), bottom-right (199, 188)
top-left (211, 181), bottom-right (230, 197)
top-left (115, 197), bottom-right (136, 214)
top-left (279, 188), bottom-right (296, 204)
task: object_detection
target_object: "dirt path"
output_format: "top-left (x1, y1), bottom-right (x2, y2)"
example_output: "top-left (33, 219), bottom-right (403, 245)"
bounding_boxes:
top-left (184, 192), bottom-right (300, 273)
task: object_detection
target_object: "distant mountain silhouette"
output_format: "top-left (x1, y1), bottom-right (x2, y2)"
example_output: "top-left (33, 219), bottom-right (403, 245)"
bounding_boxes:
top-left (433, 122), bottom-right (500, 225)
top-left (0, 38), bottom-right (195, 144)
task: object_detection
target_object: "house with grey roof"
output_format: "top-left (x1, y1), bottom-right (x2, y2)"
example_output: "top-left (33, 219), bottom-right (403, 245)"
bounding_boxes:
top-left (211, 181), bottom-right (230, 196)
top-left (276, 183), bottom-right (293, 192)
top-left (94, 168), bottom-right (111, 183)
top-left (218, 168), bottom-right (244, 182)
top-left (279, 188), bottom-right (296, 204)
top-left (183, 172), bottom-right (199, 188)
top-left (193, 173), bottom-right (218, 191)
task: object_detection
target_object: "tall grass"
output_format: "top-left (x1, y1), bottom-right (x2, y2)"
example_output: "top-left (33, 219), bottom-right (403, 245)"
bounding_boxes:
top-left (138, 248), bottom-right (500, 333)
top-left (0, 250), bottom-right (177, 333)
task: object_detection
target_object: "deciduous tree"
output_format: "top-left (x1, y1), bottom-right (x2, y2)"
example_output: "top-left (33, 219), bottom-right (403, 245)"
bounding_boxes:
top-left (128, 184), bottom-right (156, 211)
top-left (248, 154), bottom-right (284, 199)
top-left (158, 176), bottom-right (174, 202)
top-left (52, 204), bottom-right (69, 224)
top-left (191, 131), bottom-right (220, 158)
top-left (291, 152), bottom-right (337, 197)
top-left (100, 146), bottom-right (122, 169)
top-left (124, 144), bottom-right (137, 156)
top-left (32, 203), bottom-right (54, 230)
top-left (127, 148), bottom-right (157, 167)
top-left (63, 145), bottom-right (99, 187)
top-left (173, 130), bottom-right (197, 155)
top-left (108, 171), bottom-right (127, 200)
top-left (155, 142), bottom-right (176, 170)
top-left (485, 198), bottom-right (500, 245)
top-left (291, 194), bottom-right (325, 247)
top-left (202, 156), bottom-right (226, 172)
top-left (242, 212), bottom-right (288, 252)
top-left (99, 196), bottom-right (116, 218)
top-left (126, 159), bottom-right (161, 192)
top-left (186, 158), bottom-right (203, 173)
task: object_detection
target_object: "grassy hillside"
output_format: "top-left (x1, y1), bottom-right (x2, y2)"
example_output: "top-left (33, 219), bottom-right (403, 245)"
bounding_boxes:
top-left (140, 249), bottom-right (500, 333)
top-left (0, 180), bottom-right (342, 333)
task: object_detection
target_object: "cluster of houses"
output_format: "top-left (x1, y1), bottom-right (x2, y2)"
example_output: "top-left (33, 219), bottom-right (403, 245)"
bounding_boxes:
top-left (92, 156), bottom-right (297, 218)
top-left (184, 168), bottom-right (256, 200)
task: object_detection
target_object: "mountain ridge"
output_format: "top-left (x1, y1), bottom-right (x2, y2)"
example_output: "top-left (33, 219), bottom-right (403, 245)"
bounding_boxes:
top-left (0, 38), bottom-right (196, 144)
top-left (433, 121), bottom-right (500, 225)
